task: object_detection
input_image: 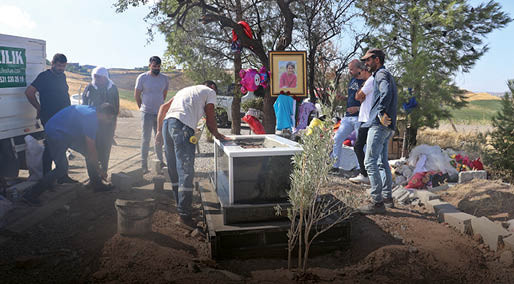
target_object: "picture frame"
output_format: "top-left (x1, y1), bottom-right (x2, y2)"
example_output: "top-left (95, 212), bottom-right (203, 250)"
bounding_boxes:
top-left (269, 51), bottom-right (307, 97)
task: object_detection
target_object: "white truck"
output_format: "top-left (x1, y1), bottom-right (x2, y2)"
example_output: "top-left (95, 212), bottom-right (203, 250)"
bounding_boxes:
top-left (0, 34), bottom-right (46, 178)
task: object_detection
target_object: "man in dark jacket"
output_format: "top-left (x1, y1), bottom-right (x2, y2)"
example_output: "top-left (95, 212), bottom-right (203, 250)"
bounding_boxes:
top-left (358, 48), bottom-right (398, 214)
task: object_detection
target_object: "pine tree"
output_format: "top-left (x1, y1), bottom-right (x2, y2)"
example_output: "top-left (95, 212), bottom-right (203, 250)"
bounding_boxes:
top-left (487, 80), bottom-right (514, 181)
top-left (357, 0), bottom-right (512, 148)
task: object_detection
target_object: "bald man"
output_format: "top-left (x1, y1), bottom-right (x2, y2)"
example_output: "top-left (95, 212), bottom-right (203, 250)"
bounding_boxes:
top-left (330, 59), bottom-right (366, 173)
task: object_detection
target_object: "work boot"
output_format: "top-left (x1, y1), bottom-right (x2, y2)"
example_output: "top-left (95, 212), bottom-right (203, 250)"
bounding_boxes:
top-left (329, 167), bottom-right (340, 175)
top-left (175, 215), bottom-right (194, 230)
top-left (358, 201), bottom-right (386, 215)
top-left (92, 182), bottom-right (114, 192)
top-left (383, 198), bottom-right (395, 209)
top-left (349, 174), bottom-right (370, 184)
top-left (57, 175), bottom-right (79, 184)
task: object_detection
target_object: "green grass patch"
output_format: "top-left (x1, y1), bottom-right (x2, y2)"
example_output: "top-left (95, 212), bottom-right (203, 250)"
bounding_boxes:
top-left (447, 100), bottom-right (502, 123)
top-left (118, 88), bottom-right (177, 102)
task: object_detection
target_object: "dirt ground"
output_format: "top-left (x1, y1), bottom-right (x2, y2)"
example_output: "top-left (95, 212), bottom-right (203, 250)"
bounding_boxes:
top-left (440, 179), bottom-right (514, 222)
top-left (1, 112), bottom-right (514, 283)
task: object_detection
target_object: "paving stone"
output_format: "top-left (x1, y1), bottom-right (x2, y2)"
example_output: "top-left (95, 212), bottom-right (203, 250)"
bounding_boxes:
top-left (470, 216), bottom-right (512, 251)
top-left (442, 212), bottom-right (475, 234)
top-left (392, 187), bottom-right (410, 199)
top-left (504, 235), bottom-right (514, 251)
top-left (162, 167), bottom-right (170, 182)
top-left (430, 183), bottom-right (449, 192)
top-left (153, 175), bottom-right (165, 192)
top-left (425, 199), bottom-right (459, 221)
top-left (151, 159), bottom-right (163, 175)
top-left (416, 190), bottom-right (441, 205)
top-left (458, 170), bottom-right (487, 183)
top-left (111, 173), bottom-right (134, 190)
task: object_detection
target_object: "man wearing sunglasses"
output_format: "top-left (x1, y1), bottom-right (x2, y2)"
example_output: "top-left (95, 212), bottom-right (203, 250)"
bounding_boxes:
top-left (358, 48), bottom-right (398, 214)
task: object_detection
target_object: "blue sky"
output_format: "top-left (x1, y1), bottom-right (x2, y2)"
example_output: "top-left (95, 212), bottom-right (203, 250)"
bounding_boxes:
top-left (1, 0), bottom-right (513, 92)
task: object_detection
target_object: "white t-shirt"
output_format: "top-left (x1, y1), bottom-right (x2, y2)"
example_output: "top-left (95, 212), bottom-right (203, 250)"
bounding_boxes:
top-left (358, 76), bottom-right (375, 123)
top-left (164, 85), bottom-right (217, 130)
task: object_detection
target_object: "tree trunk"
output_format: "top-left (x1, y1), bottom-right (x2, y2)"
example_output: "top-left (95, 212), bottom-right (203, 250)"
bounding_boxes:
top-left (308, 49), bottom-right (316, 102)
top-left (406, 126), bottom-right (418, 152)
top-left (231, 53), bottom-right (242, 135)
top-left (230, 0), bottom-right (243, 135)
top-left (263, 89), bottom-right (276, 133)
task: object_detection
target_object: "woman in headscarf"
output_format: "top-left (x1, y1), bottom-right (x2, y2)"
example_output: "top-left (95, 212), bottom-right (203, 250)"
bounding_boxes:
top-left (82, 67), bottom-right (119, 175)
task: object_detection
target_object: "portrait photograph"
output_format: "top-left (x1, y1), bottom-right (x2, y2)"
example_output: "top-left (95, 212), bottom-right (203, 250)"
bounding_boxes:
top-left (269, 51), bottom-right (307, 96)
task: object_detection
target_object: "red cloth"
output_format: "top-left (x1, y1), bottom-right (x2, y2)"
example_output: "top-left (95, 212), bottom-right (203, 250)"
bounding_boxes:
top-left (405, 172), bottom-right (429, 189)
top-left (343, 139), bottom-right (352, 147)
top-left (242, 114), bottom-right (265, 134)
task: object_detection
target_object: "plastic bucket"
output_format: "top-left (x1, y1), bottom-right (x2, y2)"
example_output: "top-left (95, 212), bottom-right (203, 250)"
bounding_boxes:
top-left (115, 198), bottom-right (155, 236)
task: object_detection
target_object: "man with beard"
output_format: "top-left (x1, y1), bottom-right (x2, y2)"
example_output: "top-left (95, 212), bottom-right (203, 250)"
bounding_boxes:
top-left (358, 48), bottom-right (398, 214)
top-left (25, 53), bottom-right (75, 184)
top-left (135, 56), bottom-right (169, 173)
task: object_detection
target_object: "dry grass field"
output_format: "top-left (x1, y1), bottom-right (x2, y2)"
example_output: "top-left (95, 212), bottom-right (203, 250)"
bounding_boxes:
top-left (65, 69), bottom-right (191, 110)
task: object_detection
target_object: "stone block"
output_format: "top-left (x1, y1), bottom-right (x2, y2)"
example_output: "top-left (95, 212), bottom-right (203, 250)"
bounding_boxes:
top-left (392, 188), bottom-right (409, 200)
top-left (470, 216), bottom-right (512, 251)
top-left (416, 190), bottom-right (441, 205)
top-left (504, 235), bottom-right (514, 251)
top-left (458, 170), bottom-right (487, 183)
top-left (151, 159), bottom-right (163, 175)
top-left (162, 167), bottom-right (170, 182)
top-left (442, 212), bottom-right (475, 234)
top-left (111, 173), bottom-right (134, 190)
top-left (430, 183), bottom-right (449, 192)
top-left (153, 175), bottom-right (165, 192)
top-left (426, 199), bottom-right (459, 221)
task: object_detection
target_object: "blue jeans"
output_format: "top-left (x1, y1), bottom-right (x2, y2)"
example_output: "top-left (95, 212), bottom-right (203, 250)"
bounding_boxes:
top-left (28, 135), bottom-right (101, 198)
top-left (364, 125), bottom-right (394, 203)
top-left (162, 118), bottom-right (196, 217)
top-left (141, 112), bottom-right (163, 169)
top-left (332, 116), bottom-right (360, 167)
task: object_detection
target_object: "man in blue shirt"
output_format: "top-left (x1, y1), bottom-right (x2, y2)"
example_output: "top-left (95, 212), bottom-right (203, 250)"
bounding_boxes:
top-left (22, 104), bottom-right (116, 205)
top-left (330, 59), bottom-right (365, 172)
top-left (358, 48), bottom-right (398, 214)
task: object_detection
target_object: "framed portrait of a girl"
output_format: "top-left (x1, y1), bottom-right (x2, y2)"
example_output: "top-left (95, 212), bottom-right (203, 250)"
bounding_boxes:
top-left (269, 51), bottom-right (307, 97)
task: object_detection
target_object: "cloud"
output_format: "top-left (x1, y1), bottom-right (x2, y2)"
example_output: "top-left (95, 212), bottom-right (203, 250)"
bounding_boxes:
top-left (0, 5), bottom-right (36, 34)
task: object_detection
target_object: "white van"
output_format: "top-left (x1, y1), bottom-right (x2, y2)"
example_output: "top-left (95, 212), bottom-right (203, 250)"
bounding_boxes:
top-left (0, 34), bottom-right (46, 177)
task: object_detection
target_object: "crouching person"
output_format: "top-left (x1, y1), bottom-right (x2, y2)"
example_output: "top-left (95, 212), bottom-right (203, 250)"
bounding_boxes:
top-left (23, 103), bottom-right (116, 205)
top-left (156, 81), bottom-right (228, 228)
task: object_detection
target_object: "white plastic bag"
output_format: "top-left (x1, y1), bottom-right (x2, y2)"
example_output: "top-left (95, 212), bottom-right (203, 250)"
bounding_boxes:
top-left (24, 135), bottom-right (44, 181)
top-left (408, 144), bottom-right (458, 176)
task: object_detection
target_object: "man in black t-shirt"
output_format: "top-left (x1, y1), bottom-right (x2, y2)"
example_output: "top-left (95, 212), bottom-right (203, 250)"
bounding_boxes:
top-left (25, 53), bottom-right (74, 182)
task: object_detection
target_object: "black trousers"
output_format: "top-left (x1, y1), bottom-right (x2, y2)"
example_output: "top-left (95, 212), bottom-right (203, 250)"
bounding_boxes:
top-left (354, 126), bottom-right (369, 177)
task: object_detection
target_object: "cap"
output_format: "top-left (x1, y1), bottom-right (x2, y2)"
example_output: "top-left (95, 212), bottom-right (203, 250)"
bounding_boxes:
top-left (361, 48), bottom-right (385, 61)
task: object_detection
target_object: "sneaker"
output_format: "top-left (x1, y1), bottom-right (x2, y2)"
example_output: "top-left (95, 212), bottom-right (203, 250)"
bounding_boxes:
top-left (349, 174), bottom-right (370, 184)
top-left (57, 175), bottom-right (79, 184)
top-left (92, 183), bottom-right (114, 192)
top-left (383, 198), bottom-right (395, 209)
top-left (329, 167), bottom-right (340, 175)
top-left (22, 194), bottom-right (42, 206)
top-left (358, 202), bottom-right (386, 215)
top-left (160, 161), bottom-right (166, 169)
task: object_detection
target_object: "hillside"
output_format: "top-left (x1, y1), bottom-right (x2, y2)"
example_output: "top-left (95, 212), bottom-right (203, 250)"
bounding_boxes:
top-left (463, 91), bottom-right (501, 101)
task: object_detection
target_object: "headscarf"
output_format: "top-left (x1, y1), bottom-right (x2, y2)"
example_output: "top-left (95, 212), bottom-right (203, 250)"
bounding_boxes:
top-left (91, 66), bottom-right (113, 90)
